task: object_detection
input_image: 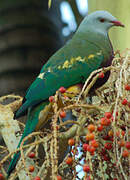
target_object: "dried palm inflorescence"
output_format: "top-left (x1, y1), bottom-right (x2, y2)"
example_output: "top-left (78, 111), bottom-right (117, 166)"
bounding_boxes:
top-left (0, 50), bottom-right (129, 180)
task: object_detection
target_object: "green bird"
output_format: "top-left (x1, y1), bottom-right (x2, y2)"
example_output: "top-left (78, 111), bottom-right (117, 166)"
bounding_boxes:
top-left (7, 11), bottom-right (124, 177)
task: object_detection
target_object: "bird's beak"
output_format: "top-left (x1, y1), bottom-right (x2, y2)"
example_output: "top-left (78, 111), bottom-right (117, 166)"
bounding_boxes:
top-left (111, 20), bottom-right (125, 27)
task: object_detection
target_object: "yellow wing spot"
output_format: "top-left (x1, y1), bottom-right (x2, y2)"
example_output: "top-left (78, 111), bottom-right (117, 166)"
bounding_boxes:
top-left (75, 56), bottom-right (82, 61)
top-left (70, 56), bottom-right (85, 64)
top-left (62, 60), bottom-right (70, 69)
top-left (60, 56), bottom-right (87, 70)
top-left (84, 57), bottom-right (88, 63)
top-left (58, 65), bottom-right (61, 69)
top-left (88, 54), bottom-right (95, 59)
top-left (70, 57), bottom-right (75, 64)
top-left (96, 51), bottom-right (102, 56)
top-left (38, 72), bottom-right (45, 79)
top-left (80, 57), bottom-right (85, 62)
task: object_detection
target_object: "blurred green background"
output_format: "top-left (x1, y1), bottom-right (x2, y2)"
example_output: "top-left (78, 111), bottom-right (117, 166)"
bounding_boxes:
top-left (0, 0), bottom-right (129, 96)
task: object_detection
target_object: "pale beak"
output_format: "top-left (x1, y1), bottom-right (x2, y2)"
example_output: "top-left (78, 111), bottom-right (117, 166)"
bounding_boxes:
top-left (111, 20), bottom-right (125, 27)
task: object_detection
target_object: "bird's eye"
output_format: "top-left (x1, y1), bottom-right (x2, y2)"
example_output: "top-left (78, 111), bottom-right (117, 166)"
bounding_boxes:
top-left (100, 18), bottom-right (105, 23)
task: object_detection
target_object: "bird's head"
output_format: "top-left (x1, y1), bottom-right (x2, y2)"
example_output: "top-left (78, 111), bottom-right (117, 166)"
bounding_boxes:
top-left (77, 11), bottom-right (124, 34)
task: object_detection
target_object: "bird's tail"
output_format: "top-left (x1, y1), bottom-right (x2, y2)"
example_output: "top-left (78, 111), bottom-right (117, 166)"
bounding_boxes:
top-left (7, 101), bottom-right (49, 178)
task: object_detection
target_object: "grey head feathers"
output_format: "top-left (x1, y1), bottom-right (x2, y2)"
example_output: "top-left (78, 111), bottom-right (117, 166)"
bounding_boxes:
top-left (76, 10), bottom-right (118, 35)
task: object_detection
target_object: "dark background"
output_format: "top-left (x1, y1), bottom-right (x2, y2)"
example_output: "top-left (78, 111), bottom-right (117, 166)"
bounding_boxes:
top-left (0, 0), bottom-right (86, 96)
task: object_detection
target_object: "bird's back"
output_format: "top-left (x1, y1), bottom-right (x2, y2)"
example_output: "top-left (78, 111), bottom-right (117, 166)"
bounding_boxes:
top-left (16, 29), bottom-right (113, 118)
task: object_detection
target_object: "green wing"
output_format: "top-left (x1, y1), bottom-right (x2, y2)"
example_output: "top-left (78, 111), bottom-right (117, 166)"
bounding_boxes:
top-left (28, 53), bottom-right (104, 100)
top-left (16, 52), bottom-right (104, 118)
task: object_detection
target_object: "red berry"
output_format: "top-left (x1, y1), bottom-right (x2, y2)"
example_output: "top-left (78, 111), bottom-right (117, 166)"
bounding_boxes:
top-left (34, 176), bottom-right (41, 180)
top-left (68, 138), bottom-right (75, 146)
top-left (90, 140), bottom-right (99, 148)
top-left (66, 157), bottom-right (73, 165)
top-left (98, 72), bottom-right (104, 78)
top-left (49, 96), bottom-right (54, 102)
top-left (87, 124), bottom-right (95, 132)
top-left (83, 165), bottom-right (90, 172)
top-left (104, 112), bottom-right (112, 119)
top-left (101, 148), bottom-right (106, 155)
top-left (0, 173), bottom-right (4, 180)
top-left (116, 111), bottom-right (118, 116)
top-left (122, 150), bottom-right (129, 157)
top-left (57, 175), bottom-right (62, 180)
top-left (118, 140), bottom-right (125, 147)
top-left (125, 84), bottom-right (130, 91)
top-left (59, 110), bottom-right (66, 118)
top-left (103, 135), bottom-right (110, 141)
top-left (86, 133), bottom-right (95, 141)
top-left (83, 143), bottom-right (89, 152)
top-left (116, 131), bottom-right (120, 137)
top-left (100, 117), bottom-right (108, 126)
top-left (56, 125), bottom-right (59, 130)
top-left (86, 176), bottom-right (91, 180)
top-left (87, 145), bottom-right (95, 153)
top-left (71, 148), bottom-right (78, 155)
top-left (103, 155), bottom-right (110, 161)
top-left (59, 86), bottom-right (66, 93)
top-left (97, 125), bottom-right (103, 131)
top-left (100, 117), bottom-right (111, 126)
top-left (71, 149), bottom-right (74, 154)
top-left (106, 118), bottom-right (111, 126)
top-left (29, 165), bottom-right (35, 172)
top-left (121, 98), bottom-right (128, 105)
top-left (90, 151), bottom-right (95, 156)
top-left (86, 145), bottom-right (91, 151)
top-left (28, 152), bottom-right (35, 158)
top-left (111, 116), bottom-right (114, 121)
top-left (104, 142), bottom-right (112, 150)
top-left (51, 125), bottom-right (59, 131)
top-left (125, 142), bottom-right (130, 150)
top-left (108, 130), bottom-right (113, 137)
top-left (121, 131), bottom-right (125, 136)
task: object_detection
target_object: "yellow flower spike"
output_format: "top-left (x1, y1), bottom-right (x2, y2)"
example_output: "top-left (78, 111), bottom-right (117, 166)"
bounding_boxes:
top-left (64, 84), bottom-right (82, 98)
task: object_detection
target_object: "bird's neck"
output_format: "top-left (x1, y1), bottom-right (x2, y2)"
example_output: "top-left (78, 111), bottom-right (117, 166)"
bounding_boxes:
top-left (75, 29), bottom-right (114, 61)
